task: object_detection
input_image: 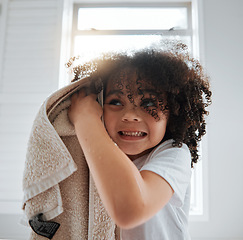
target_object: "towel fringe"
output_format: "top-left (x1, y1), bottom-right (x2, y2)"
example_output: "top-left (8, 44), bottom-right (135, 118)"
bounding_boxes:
top-left (22, 161), bottom-right (77, 203)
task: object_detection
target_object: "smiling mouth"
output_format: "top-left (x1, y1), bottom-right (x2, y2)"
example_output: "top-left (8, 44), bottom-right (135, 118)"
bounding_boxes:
top-left (118, 131), bottom-right (147, 137)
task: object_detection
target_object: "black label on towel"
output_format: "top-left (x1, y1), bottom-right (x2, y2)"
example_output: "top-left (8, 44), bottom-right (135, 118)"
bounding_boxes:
top-left (29, 213), bottom-right (60, 239)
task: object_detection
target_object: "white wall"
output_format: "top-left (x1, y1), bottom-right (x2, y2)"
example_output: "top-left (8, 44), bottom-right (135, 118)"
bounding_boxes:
top-left (0, 0), bottom-right (243, 239)
top-left (189, 0), bottom-right (243, 239)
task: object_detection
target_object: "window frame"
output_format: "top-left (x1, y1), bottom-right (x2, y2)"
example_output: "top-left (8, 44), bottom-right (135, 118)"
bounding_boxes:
top-left (70, 0), bottom-right (208, 221)
top-left (71, 2), bottom-right (193, 56)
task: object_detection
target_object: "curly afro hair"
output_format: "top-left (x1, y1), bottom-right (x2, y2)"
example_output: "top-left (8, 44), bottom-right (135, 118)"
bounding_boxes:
top-left (67, 42), bottom-right (212, 167)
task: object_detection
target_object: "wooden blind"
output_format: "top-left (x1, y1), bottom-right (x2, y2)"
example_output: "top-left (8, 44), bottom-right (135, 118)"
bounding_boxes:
top-left (0, 0), bottom-right (63, 215)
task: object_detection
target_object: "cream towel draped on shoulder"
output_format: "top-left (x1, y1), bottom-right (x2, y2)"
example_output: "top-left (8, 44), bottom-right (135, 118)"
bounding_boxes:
top-left (22, 77), bottom-right (120, 239)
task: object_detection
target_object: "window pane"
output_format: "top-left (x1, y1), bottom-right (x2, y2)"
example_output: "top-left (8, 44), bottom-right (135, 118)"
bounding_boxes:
top-left (74, 35), bottom-right (191, 63)
top-left (78, 7), bottom-right (188, 30)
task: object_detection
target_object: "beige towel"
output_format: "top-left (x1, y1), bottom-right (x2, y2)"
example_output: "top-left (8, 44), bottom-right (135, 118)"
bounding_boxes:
top-left (22, 77), bottom-right (120, 239)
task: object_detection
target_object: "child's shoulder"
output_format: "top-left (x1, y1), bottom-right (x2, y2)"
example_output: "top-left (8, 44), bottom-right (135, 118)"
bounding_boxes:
top-left (141, 139), bottom-right (191, 178)
top-left (144, 139), bottom-right (191, 168)
top-left (151, 139), bottom-right (190, 157)
top-left (133, 140), bottom-right (191, 170)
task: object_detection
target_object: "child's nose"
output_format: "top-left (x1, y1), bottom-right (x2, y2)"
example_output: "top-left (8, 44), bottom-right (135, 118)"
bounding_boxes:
top-left (122, 107), bottom-right (142, 122)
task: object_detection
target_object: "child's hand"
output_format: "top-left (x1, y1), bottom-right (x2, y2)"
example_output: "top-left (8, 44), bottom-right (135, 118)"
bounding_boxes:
top-left (68, 88), bottom-right (103, 127)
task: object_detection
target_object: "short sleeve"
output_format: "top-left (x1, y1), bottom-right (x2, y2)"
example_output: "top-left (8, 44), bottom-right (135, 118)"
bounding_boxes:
top-left (140, 140), bottom-right (192, 207)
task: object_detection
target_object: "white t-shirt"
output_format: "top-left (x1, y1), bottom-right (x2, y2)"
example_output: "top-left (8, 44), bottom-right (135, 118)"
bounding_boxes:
top-left (121, 139), bottom-right (192, 240)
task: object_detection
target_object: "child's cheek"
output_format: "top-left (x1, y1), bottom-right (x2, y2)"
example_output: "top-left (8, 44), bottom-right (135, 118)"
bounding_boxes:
top-left (103, 109), bottom-right (112, 132)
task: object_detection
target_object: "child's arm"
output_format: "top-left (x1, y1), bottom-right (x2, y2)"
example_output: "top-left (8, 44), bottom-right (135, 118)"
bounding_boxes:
top-left (68, 90), bottom-right (173, 229)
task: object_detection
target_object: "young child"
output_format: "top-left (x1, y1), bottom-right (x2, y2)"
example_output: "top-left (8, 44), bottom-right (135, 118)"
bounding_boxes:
top-left (67, 43), bottom-right (212, 239)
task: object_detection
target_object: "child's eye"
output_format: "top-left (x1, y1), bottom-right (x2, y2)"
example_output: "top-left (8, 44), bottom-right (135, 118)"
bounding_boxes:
top-left (108, 99), bottom-right (122, 106)
top-left (141, 99), bottom-right (157, 108)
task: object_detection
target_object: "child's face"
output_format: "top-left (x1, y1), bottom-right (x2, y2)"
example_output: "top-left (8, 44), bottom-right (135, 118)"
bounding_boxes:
top-left (103, 68), bottom-right (169, 160)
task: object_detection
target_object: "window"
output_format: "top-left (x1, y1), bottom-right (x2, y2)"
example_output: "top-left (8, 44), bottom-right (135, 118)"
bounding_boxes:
top-left (71, 2), bottom-right (192, 64)
top-left (69, 1), bottom-right (207, 220)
